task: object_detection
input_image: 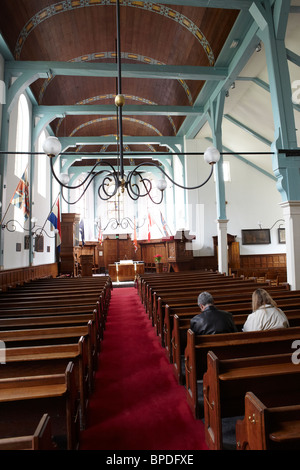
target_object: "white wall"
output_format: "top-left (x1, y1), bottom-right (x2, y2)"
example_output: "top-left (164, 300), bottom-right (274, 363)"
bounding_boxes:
top-left (2, 92), bottom-right (57, 269)
top-left (184, 138), bottom-right (286, 257)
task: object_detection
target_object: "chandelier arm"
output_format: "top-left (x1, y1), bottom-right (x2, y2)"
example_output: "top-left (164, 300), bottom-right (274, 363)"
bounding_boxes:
top-left (120, 218), bottom-right (132, 230)
top-left (126, 170), bottom-right (152, 197)
top-left (125, 180), bottom-right (140, 201)
top-left (126, 170), bottom-right (163, 204)
top-left (146, 188), bottom-right (164, 205)
top-left (50, 157), bottom-right (105, 190)
top-left (129, 161), bottom-right (215, 190)
top-left (103, 218), bottom-right (119, 231)
top-left (134, 216), bottom-right (146, 229)
top-left (60, 170), bottom-right (100, 205)
top-left (98, 172), bottom-right (120, 200)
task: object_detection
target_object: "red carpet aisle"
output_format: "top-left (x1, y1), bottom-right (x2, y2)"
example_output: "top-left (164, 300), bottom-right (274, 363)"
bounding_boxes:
top-left (80, 287), bottom-right (208, 450)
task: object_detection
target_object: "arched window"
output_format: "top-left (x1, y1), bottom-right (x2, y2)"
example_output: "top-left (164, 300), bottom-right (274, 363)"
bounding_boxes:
top-left (14, 94), bottom-right (30, 230)
top-left (15, 94), bottom-right (30, 177)
top-left (37, 130), bottom-right (47, 198)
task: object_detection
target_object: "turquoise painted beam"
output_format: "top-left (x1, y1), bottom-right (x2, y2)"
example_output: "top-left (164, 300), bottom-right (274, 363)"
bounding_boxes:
top-left (178, 18), bottom-right (261, 138)
top-left (0, 33), bottom-right (13, 60)
top-left (6, 70), bottom-right (48, 113)
top-left (286, 48), bottom-right (300, 67)
top-left (59, 136), bottom-right (183, 150)
top-left (224, 114), bottom-right (272, 147)
top-left (237, 76), bottom-right (300, 114)
top-left (205, 137), bottom-right (276, 181)
top-left (207, 91), bottom-right (227, 221)
top-left (254, 0), bottom-right (297, 150)
top-left (6, 61), bottom-right (228, 82)
top-left (273, 0), bottom-right (291, 39)
top-left (33, 113), bottom-right (64, 145)
top-left (249, 0), bottom-right (299, 202)
top-left (33, 104), bottom-right (204, 117)
top-left (149, 0), bottom-right (253, 7)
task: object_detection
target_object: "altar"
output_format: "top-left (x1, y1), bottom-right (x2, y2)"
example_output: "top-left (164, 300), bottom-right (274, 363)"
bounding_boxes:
top-left (108, 260), bottom-right (145, 282)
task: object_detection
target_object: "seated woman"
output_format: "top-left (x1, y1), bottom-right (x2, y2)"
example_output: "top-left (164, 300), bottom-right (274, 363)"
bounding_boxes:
top-left (243, 288), bottom-right (289, 331)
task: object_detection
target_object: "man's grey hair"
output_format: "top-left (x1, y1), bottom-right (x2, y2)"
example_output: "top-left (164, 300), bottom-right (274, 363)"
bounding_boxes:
top-left (197, 291), bottom-right (214, 307)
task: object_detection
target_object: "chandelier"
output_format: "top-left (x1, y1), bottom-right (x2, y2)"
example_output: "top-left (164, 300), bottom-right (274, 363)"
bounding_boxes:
top-left (42, 0), bottom-right (221, 205)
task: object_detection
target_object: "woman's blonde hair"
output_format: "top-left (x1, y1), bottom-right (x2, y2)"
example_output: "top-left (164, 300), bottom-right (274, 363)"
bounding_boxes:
top-left (252, 288), bottom-right (278, 312)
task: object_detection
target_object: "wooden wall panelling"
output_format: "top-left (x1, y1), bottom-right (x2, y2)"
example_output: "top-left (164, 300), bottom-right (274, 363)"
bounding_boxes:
top-left (0, 263), bottom-right (58, 291)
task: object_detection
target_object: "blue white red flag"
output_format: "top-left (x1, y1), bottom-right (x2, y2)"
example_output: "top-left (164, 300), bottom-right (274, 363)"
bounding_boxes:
top-left (48, 198), bottom-right (61, 250)
top-left (160, 211), bottom-right (169, 237)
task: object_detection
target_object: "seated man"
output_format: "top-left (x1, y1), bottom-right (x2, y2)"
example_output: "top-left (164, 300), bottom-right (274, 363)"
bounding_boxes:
top-left (190, 291), bottom-right (237, 335)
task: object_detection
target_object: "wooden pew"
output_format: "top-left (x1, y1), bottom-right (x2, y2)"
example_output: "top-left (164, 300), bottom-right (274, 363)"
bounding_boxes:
top-left (184, 326), bottom-right (300, 420)
top-left (0, 311), bottom-right (96, 330)
top-left (0, 322), bottom-right (96, 392)
top-left (166, 301), bottom-right (300, 358)
top-left (0, 297), bottom-right (105, 340)
top-left (0, 361), bottom-right (80, 450)
top-left (0, 304), bottom-right (104, 343)
top-left (163, 287), bottom-right (280, 352)
top-left (137, 270), bottom-right (223, 302)
top-left (202, 351), bottom-right (300, 450)
top-left (156, 284), bottom-right (294, 344)
top-left (1, 338), bottom-right (89, 429)
top-left (0, 277), bottom-right (112, 322)
top-left (0, 414), bottom-right (56, 450)
top-left (171, 309), bottom-right (300, 384)
top-left (235, 392), bottom-right (300, 450)
top-left (145, 275), bottom-right (245, 313)
top-left (148, 277), bottom-right (267, 321)
top-left (0, 309), bottom-right (101, 355)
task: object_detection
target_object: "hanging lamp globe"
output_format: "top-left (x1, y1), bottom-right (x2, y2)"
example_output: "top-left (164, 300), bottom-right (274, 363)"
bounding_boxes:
top-left (204, 146), bottom-right (221, 164)
top-left (156, 179), bottom-right (167, 192)
top-left (42, 136), bottom-right (62, 157)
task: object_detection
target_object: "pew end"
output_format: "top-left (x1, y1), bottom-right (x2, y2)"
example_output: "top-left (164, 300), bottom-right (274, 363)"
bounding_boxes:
top-left (0, 414), bottom-right (56, 450)
top-left (236, 392), bottom-right (300, 450)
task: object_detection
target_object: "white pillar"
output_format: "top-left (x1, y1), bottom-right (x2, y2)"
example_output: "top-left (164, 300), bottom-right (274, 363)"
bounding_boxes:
top-left (280, 201), bottom-right (300, 290)
top-left (216, 218), bottom-right (228, 275)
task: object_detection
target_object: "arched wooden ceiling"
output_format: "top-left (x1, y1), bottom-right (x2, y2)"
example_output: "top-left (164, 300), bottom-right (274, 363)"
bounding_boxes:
top-left (0, 0), bottom-right (239, 167)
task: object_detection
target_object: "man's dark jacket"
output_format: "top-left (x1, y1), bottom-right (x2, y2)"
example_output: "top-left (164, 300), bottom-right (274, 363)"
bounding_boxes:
top-left (190, 305), bottom-right (238, 335)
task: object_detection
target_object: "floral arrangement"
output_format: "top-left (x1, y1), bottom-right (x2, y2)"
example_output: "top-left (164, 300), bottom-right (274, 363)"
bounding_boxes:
top-left (154, 254), bottom-right (162, 263)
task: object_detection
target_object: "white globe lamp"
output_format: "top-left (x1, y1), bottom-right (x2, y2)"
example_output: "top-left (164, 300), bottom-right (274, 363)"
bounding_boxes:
top-left (156, 179), bottom-right (167, 192)
top-left (204, 146), bottom-right (221, 165)
top-left (42, 136), bottom-right (62, 157)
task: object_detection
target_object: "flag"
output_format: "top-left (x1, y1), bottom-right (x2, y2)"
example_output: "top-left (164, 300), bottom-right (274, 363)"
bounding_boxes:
top-left (10, 169), bottom-right (30, 220)
top-left (98, 225), bottom-right (103, 246)
top-left (133, 217), bottom-right (138, 252)
top-left (160, 211), bottom-right (169, 237)
top-left (79, 219), bottom-right (85, 246)
top-left (148, 212), bottom-right (154, 241)
top-left (48, 198), bottom-right (61, 250)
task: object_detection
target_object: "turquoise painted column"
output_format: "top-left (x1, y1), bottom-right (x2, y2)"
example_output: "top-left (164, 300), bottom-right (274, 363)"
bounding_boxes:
top-left (250, 0), bottom-right (300, 288)
top-left (29, 117), bottom-right (35, 266)
top-left (207, 90), bottom-right (228, 274)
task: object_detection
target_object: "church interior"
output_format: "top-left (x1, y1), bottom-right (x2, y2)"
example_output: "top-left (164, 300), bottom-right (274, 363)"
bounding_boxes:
top-left (0, 0), bottom-right (300, 453)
